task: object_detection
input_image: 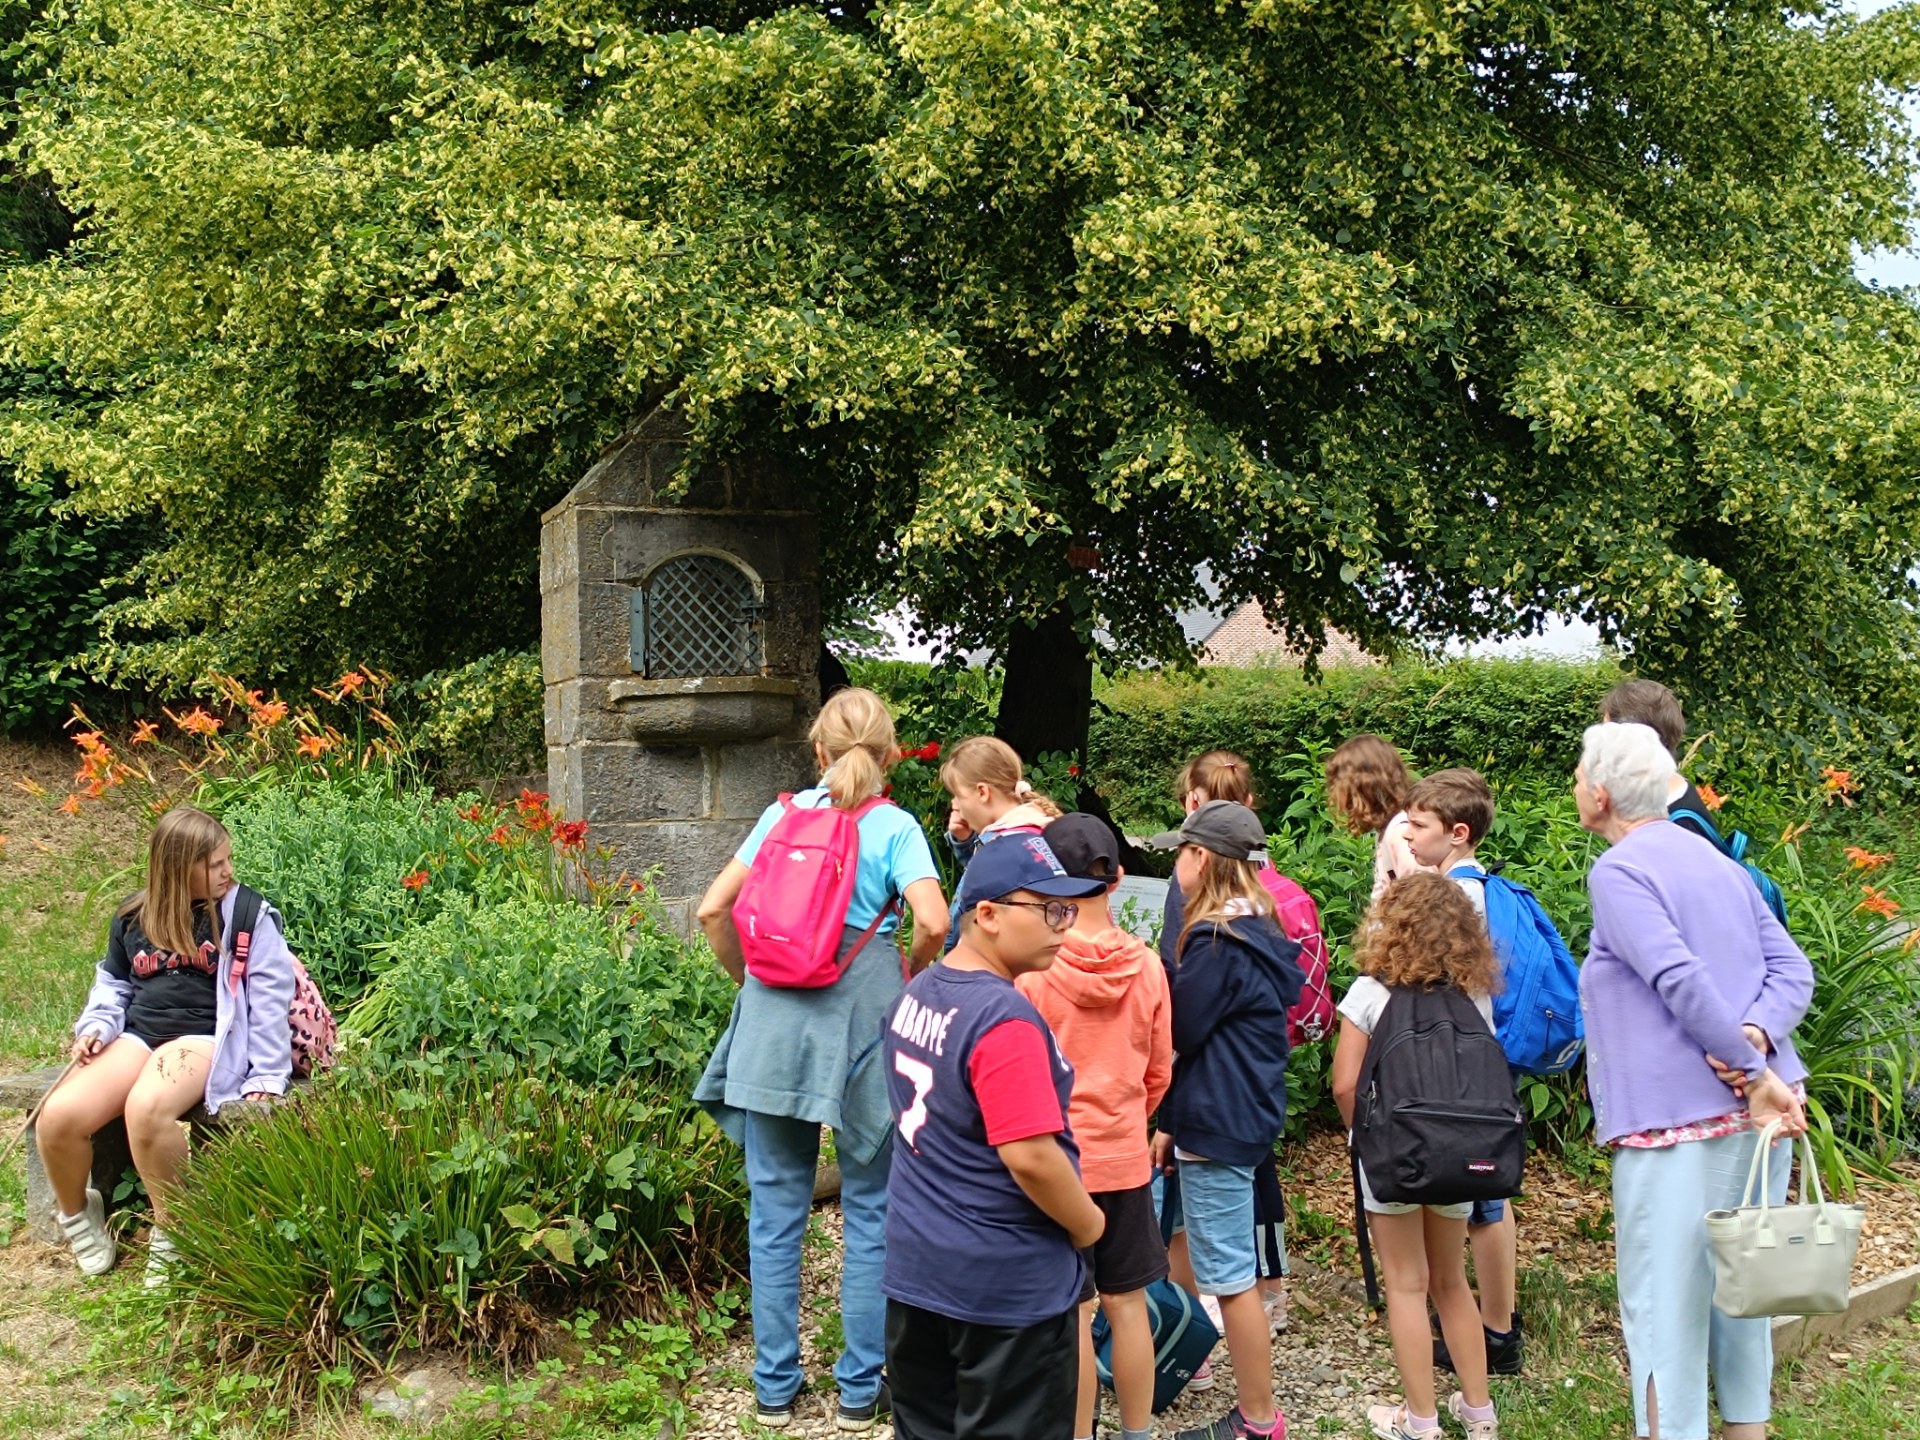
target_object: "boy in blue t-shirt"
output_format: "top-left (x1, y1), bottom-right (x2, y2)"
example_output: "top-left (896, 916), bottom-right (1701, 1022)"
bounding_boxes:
top-left (883, 836), bottom-right (1109, 1440)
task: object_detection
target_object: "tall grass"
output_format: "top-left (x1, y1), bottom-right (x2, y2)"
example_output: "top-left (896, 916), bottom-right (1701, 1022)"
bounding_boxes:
top-left (164, 1073), bottom-right (746, 1377)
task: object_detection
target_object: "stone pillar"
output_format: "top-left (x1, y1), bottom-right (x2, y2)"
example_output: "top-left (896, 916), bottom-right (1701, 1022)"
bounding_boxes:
top-left (540, 406), bottom-right (820, 935)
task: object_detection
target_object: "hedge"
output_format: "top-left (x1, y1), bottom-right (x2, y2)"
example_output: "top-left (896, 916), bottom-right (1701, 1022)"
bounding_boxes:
top-left (1090, 658), bottom-right (1623, 832)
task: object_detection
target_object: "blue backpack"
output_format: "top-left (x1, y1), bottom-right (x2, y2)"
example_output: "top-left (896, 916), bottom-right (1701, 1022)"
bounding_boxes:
top-left (1668, 802), bottom-right (1790, 930)
top-left (1449, 867), bottom-right (1585, 1076)
top-left (1090, 1278), bottom-right (1219, 1413)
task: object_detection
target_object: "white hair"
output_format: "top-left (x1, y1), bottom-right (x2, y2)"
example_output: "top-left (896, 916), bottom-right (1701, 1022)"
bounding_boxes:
top-left (1580, 722), bottom-right (1678, 822)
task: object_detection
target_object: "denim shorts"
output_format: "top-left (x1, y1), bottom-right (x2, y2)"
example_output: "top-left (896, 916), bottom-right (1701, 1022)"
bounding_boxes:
top-left (1173, 1157), bottom-right (1258, 1297)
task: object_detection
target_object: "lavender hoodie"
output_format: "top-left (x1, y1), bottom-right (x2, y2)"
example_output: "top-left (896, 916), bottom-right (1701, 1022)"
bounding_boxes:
top-left (1580, 820), bottom-right (1812, 1145)
top-left (74, 886), bottom-right (296, 1114)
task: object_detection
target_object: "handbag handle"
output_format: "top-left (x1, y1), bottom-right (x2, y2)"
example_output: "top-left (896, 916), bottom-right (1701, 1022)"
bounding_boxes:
top-left (1735, 1119), bottom-right (1838, 1249)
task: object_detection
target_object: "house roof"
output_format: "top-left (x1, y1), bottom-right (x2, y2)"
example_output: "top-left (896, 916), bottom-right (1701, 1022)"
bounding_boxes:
top-left (1199, 599), bottom-right (1375, 668)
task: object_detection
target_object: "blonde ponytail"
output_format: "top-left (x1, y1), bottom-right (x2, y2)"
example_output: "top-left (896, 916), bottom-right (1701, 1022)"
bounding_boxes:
top-left (810, 687), bottom-right (899, 810)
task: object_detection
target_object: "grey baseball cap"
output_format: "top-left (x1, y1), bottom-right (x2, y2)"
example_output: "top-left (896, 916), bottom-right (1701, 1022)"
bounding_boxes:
top-left (1146, 799), bottom-right (1267, 861)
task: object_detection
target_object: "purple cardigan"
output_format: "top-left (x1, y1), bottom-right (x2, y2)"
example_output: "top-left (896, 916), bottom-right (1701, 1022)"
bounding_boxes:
top-left (75, 885), bottom-right (297, 1115)
top-left (1580, 820), bottom-right (1812, 1145)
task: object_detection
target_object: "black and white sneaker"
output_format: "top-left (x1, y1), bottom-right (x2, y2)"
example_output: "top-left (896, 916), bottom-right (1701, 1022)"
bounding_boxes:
top-left (836, 1377), bottom-right (891, 1432)
top-left (756, 1384), bottom-right (805, 1430)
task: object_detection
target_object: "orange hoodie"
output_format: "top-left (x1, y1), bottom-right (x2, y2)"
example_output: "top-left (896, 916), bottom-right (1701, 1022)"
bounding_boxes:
top-left (1016, 922), bottom-right (1174, 1193)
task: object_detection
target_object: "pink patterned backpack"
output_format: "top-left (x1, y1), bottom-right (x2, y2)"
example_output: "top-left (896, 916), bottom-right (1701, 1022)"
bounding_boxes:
top-left (1257, 868), bottom-right (1334, 1045)
top-left (228, 885), bottom-right (338, 1076)
top-left (733, 794), bottom-right (897, 988)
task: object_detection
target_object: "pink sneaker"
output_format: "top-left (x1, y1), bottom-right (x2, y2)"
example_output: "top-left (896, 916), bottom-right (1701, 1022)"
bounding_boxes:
top-left (1188, 1356), bottom-right (1215, 1390)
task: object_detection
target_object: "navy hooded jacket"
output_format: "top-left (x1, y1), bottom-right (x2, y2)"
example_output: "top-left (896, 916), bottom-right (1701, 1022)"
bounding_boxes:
top-left (1160, 915), bottom-right (1304, 1165)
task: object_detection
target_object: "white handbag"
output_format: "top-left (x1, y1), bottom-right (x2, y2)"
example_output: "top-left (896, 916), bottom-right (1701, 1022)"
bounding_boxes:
top-left (1705, 1119), bottom-right (1865, 1318)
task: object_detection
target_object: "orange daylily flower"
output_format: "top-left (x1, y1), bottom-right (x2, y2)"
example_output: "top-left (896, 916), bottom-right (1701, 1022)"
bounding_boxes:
top-left (1694, 782), bottom-right (1725, 811)
top-left (401, 870), bottom-right (430, 891)
top-left (250, 698), bottom-right (289, 728)
top-left (458, 803), bottom-right (486, 823)
top-left (58, 794), bottom-right (82, 817)
top-left (295, 733), bottom-right (337, 759)
top-left (1822, 767), bottom-right (1857, 806)
top-left (71, 729), bottom-right (106, 754)
top-left (488, 825), bottom-right (513, 844)
top-left (552, 819), bottom-right (589, 852)
top-left (1846, 847), bottom-right (1894, 871)
top-left (171, 706), bottom-right (223, 738)
top-left (1860, 886), bottom-right (1901, 919)
top-left (335, 671), bottom-right (367, 700)
top-left (131, 719), bottom-right (159, 745)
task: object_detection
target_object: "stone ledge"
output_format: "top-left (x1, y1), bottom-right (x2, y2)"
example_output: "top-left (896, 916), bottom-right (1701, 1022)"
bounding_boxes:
top-left (1772, 1262), bottom-right (1920, 1364)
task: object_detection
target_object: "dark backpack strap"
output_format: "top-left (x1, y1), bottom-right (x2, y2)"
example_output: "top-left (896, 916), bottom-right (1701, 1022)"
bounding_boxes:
top-left (1352, 1148), bottom-right (1382, 1310)
top-left (226, 884), bottom-right (264, 996)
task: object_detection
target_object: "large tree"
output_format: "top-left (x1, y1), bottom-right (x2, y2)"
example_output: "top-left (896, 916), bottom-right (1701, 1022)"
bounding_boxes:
top-left (5, 0), bottom-right (1920, 774)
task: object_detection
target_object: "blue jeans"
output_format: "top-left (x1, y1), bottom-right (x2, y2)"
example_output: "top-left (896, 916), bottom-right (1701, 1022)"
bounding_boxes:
top-left (743, 1111), bottom-right (890, 1407)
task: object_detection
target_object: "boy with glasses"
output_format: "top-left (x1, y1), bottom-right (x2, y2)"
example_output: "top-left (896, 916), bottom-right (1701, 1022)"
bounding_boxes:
top-left (882, 836), bottom-right (1109, 1439)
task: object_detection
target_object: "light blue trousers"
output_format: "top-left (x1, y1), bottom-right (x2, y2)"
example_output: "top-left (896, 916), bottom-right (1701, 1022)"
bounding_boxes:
top-left (1612, 1129), bottom-right (1790, 1439)
top-left (743, 1111), bottom-right (890, 1408)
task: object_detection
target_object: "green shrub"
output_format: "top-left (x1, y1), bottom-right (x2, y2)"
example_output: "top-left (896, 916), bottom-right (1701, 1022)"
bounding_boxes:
top-left (845, 658), bottom-right (1000, 748)
top-left (408, 647), bottom-right (545, 781)
top-left (220, 774), bottom-right (611, 1009)
top-left (166, 1073), bottom-right (746, 1376)
top-left (342, 897), bottom-right (732, 1090)
top-left (1089, 657), bottom-right (1624, 832)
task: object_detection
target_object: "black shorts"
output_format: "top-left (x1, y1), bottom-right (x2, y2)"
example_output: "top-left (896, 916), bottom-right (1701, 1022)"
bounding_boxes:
top-left (1078, 1181), bottom-right (1171, 1302)
top-left (887, 1299), bottom-right (1077, 1440)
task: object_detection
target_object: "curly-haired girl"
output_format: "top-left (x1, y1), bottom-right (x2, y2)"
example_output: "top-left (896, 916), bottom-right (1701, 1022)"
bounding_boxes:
top-left (1331, 873), bottom-right (1503, 1440)
top-left (1324, 734), bottom-right (1429, 902)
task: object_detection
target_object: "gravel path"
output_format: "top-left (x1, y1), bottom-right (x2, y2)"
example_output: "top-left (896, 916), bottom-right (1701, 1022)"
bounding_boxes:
top-left (679, 1204), bottom-right (1406, 1438)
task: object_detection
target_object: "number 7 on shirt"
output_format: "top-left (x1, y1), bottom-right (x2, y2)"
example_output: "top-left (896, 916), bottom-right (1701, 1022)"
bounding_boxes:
top-left (894, 1052), bottom-right (934, 1148)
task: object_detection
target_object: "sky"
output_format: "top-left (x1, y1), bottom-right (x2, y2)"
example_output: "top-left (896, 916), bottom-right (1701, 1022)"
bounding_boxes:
top-left (882, 2), bottom-right (1919, 664)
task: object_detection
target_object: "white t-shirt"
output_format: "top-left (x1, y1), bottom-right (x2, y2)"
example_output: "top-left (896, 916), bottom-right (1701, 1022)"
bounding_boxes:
top-left (1338, 974), bottom-right (1495, 1036)
top-left (1449, 859), bottom-right (1488, 923)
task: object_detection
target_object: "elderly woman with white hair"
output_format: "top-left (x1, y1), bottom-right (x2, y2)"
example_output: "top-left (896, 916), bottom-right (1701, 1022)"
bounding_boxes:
top-left (1575, 721), bottom-right (1813, 1440)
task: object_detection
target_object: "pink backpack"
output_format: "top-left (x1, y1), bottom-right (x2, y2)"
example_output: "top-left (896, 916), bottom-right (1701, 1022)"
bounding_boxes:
top-left (230, 885), bottom-right (338, 1077)
top-left (1257, 868), bottom-right (1334, 1046)
top-left (734, 794), bottom-right (898, 988)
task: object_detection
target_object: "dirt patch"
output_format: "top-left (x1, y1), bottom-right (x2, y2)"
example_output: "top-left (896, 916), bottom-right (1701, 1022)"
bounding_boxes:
top-left (0, 1241), bottom-right (87, 1395)
top-left (0, 736), bottom-right (146, 880)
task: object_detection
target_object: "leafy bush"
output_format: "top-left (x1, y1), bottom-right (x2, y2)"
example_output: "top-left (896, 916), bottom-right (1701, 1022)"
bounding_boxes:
top-left (341, 897), bottom-right (732, 1089)
top-left (407, 646), bottom-right (544, 781)
top-left (166, 1073), bottom-right (745, 1375)
top-left (1089, 657), bottom-right (1625, 832)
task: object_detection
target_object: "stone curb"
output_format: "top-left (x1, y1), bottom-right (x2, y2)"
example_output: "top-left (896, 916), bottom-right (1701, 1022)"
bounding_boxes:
top-left (1772, 1263), bottom-right (1920, 1365)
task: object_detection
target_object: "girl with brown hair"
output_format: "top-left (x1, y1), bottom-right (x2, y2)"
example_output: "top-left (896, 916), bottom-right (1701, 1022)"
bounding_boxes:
top-left (1331, 873), bottom-right (1504, 1440)
top-left (38, 806), bottom-right (298, 1285)
top-left (1325, 733), bottom-right (1430, 901)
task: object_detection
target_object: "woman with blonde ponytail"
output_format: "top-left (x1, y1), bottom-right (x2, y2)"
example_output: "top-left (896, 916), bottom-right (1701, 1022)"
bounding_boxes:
top-left (694, 686), bottom-right (947, 1431)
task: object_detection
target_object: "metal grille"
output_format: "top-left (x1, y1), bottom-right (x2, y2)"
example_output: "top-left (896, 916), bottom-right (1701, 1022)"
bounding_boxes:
top-left (634, 554), bottom-right (763, 678)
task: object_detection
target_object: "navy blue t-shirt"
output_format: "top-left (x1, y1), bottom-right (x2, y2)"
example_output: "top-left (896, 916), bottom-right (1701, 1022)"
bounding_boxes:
top-left (882, 966), bottom-right (1086, 1326)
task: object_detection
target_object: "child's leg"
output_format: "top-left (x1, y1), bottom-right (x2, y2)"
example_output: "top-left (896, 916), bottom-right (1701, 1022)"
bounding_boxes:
top-left (1101, 1288), bottom-right (1155, 1435)
top-left (740, 1111), bottom-right (820, 1407)
top-left (1370, 1208), bottom-right (1442, 1423)
top-left (33, 1039), bottom-right (149, 1215)
top-left (832, 1130), bottom-right (891, 1407)
top-left (1425, 1208), bottom-right (1490, 1412)
top-left (1075, 1298), bottom-right (1098, 1439)
top-left (1178, 1158), bottom-right (1276, 1429)
top-left (952, 1306), bottom-right (1078, 1439)
top-left (1467, 1203), bottom-right (1517, 1335)
top-left (1167, 1229), bottom-right (1197, 1292)
top-left (122, 1039), bottom-right (214, 1223)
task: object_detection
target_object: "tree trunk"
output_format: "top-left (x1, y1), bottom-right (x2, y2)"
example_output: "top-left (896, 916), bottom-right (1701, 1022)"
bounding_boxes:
top-left (995, 605), bottom-right (1146, 867)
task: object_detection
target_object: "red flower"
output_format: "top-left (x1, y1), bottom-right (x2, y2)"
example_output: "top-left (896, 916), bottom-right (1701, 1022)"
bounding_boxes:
top-left (1068, 763), bottom-right (1082, 778)
top-left (902, 742), bottom-right (942, 762)
top-left (401, 870), bottom-right (430, 891)
top-left (1860, 885), bottom-right (1901, 919)
top-left (517, 788), bottom-right (553, 833)
top-left (1694, 782), bottom-right (1725, 811)
top-left (552, 819), bottom-right (589, 852)
top-left (458, 803), bottom-right (486, 823)
top-left (488, 825), bottom-right (513, 844)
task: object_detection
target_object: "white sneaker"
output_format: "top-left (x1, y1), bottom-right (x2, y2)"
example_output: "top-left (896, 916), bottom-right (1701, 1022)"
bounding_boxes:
top-left (1447, 1393), bottom-right (1499, 1440)
top-left (57, 1188), bottom-right (117, 1276)
top-left (143, 1228), bottom-right (178, 1289)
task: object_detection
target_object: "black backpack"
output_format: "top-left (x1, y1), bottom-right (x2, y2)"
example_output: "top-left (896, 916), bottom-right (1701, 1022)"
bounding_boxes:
top-left (1350, 984), bottom-right (1527, 1305)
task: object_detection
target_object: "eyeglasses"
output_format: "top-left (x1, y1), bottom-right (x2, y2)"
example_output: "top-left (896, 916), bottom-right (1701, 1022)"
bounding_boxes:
top-left (991, 898), bottom-right (1079, 930)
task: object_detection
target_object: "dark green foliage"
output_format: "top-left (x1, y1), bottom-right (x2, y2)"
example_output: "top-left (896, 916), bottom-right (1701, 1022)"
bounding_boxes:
top-left (341, 896), bottom-right (734, 1090)
top-left (1093, 658), bottom-right (1624, 833)
top-left (845, 657), bottom-right (1001, 745)
top-left (406, 646), bottom-right (545, 781)
top-left (0, 462), bottom-right (147, 734)
top-left (166, 1073), bottom-right (745, 1373)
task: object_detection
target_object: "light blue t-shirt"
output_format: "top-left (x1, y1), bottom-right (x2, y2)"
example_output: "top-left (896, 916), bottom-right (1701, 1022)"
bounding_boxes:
top-left (735, 787), bottom-right (939, 932)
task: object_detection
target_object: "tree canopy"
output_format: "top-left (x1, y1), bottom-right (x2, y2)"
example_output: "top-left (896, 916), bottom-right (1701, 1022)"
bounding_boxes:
top-left (5, 0), bottom-right (1920, 775)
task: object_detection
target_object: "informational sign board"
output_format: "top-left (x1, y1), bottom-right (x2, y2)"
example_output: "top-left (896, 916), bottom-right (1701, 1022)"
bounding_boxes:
top-left (1109, 875), bottom-right (1170, 945)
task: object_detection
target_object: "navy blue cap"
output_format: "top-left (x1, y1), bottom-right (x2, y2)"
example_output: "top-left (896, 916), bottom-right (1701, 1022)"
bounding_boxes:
top-left (955, 834), bottom-right (1108, 915)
